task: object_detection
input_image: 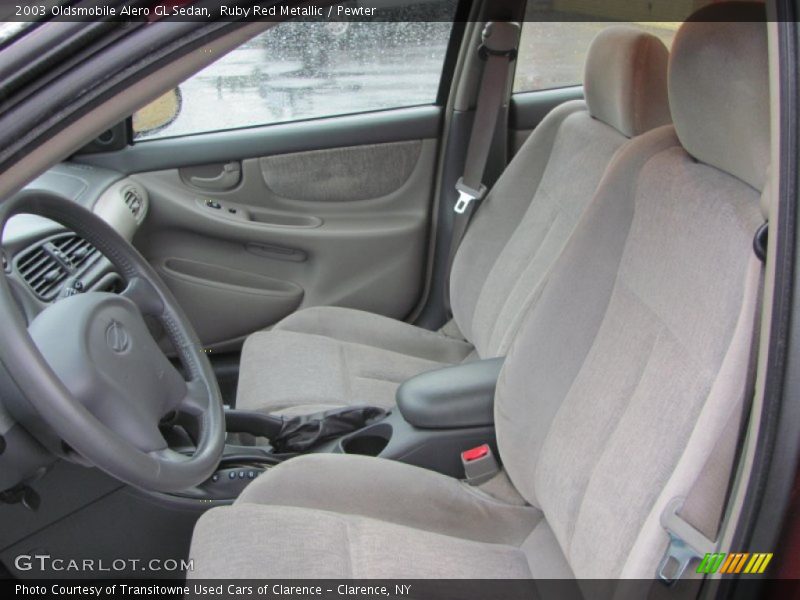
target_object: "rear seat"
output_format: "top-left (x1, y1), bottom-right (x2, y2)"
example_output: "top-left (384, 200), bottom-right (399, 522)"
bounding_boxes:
top-left (236, 26), bottom-right (672, 415)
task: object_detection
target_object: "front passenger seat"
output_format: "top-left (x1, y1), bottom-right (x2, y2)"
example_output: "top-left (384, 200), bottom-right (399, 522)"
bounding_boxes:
top-left (236, 26), bottom-right (672, 416)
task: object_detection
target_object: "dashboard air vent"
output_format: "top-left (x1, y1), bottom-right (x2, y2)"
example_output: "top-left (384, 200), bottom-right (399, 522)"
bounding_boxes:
top-left (17, 246), bottom-right (67, 301)
top-left (52, 234), bottom-right (99, 270)
top-left (123, 186), bottom-right (143, 218)
top-left (17, 234), bottom-right (100, 301)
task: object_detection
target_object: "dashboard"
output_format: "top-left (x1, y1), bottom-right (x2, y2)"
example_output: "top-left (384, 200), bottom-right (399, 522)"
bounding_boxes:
top-left (0, 161), bottom-right (150, 492)
top-left (3, 163), bottom-right (148, 322)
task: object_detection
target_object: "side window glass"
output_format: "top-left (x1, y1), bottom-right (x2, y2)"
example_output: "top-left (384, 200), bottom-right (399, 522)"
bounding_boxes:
top-left (134, 4), bottom-right (457, 140)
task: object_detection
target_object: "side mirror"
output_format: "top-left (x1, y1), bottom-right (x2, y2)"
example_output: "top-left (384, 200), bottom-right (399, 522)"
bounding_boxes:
top-left (132, 87), bottom-right (182, 138)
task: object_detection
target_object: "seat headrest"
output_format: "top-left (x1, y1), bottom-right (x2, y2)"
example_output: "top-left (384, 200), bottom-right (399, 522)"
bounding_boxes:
top-left (669, 2), bottom-right (769, 191)
top-left (584, 26), bottom-right (671, 138)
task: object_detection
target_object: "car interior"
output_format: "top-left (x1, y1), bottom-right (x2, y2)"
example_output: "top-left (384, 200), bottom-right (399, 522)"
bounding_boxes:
top-left (0, 0), bottom-right (796, 591)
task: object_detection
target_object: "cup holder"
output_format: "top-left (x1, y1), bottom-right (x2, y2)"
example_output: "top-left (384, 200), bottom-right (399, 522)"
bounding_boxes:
top-left (340, 423), bottom-right (392, 457)
top-left (342, 435), bottom-right (389, 456)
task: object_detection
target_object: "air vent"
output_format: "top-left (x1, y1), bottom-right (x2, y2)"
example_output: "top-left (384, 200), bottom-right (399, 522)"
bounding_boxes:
top-left (17, 246), bottom-right (67, 301)
top-left (123, 186), bottom-right (143, 218)
top-left (17, 234), bottom-right (99, 301)
top-left (52, 234), bottom-right (99, 270)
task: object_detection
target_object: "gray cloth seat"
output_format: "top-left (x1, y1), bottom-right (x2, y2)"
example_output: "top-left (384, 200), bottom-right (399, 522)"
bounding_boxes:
top-left (237, 26), bottom-right (672, 414)
top-left (191, 454), bottom-right (564, 578)
top-left (237, 306), bottom-right (474, 416)
top-left (191, 5), bottom-right (770, 580)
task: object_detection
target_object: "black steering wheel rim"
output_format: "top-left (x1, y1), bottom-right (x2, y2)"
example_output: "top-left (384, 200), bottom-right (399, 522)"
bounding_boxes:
top-left (0, 192), bottom-right (225, 492)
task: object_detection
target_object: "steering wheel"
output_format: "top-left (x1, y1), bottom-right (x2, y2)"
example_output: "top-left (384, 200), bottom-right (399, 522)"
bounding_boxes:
top-left (0, 193), bottom-right (225, 493)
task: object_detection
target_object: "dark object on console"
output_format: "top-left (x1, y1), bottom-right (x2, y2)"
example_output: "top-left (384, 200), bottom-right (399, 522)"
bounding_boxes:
top-left (225, 406), bottom-right (388, 453)
top-left (272, 406), bottom-right (388, 453)
top-left (225, 409), bottom-right (284, 439)
top-left (396, 358), bottom-right (504, 429)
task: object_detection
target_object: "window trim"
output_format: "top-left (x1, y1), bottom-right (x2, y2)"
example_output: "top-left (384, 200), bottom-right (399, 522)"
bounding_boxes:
top-left (78, 104), bottom-right (443, 174)
top-left (435, 0), bottom-right (472, 106)
top-left (133, 101), bottom-right (442, 145)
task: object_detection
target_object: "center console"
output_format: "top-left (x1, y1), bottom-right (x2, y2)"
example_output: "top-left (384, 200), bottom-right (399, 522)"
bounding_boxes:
top-left (184, 358), bottom-right (504, 502)
top-left (323, 358), bottom-right (503, 478)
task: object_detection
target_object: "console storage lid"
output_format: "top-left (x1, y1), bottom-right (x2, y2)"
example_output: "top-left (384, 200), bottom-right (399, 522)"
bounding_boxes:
top-left (396, 358), bottom-right (503, 429)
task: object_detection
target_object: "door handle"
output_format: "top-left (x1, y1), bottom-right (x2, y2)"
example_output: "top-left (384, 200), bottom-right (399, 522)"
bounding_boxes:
top-left (189, 162), bottom-right (241, 190)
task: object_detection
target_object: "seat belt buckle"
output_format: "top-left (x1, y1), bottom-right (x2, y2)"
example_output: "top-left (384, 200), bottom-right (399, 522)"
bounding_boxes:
top-left (461, 443), bottom-right (499, 485)
top-left (454, 178), bottom-right (487, 214)
top-left (657, 497), bottom-right (717, 585)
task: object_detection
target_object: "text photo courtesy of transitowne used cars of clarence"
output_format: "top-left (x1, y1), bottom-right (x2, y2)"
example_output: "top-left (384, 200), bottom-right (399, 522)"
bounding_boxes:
top-left (0, 0), bottom-right (798, 599)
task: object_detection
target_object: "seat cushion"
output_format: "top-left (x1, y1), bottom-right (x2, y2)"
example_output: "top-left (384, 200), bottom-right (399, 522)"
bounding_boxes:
top-left (191, 504), bottom-right (533, 579)
top-left (236, 307), bottom-right (473, 414)
top-left (190, 455), bottom-right (560, 579)
top-left (236, 454), bottom-right (540, 545)
top-left (272, 306), bottom-right (474, 363)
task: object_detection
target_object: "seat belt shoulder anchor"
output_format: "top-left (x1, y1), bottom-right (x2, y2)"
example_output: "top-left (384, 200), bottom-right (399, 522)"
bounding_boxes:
top-left (454, 177), bottom-right (487, 214)
top-left (478, 46), bottom-right (518, 62)
top-left (657, 497), bottom-right (717, 585)
top-left (478, 22), bottom-right (521, 62)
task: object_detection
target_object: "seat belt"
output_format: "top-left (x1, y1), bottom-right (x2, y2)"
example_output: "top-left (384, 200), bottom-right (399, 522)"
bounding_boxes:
top-left (443, 21), bottom-right (520, 311)
top-left (656, 223), bottom-right (768, 586)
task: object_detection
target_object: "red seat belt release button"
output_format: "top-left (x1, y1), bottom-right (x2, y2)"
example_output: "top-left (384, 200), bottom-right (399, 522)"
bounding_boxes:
top-left (462, 444), bottom-right (490, 462)
top-left (461, 444), bottom-right (499, 485)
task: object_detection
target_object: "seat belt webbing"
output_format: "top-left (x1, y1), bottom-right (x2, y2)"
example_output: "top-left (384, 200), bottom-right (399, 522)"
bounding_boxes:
top-left (656, 228), bottom-right (767, 585)
top-left (443, 21), bottom-right (520, 311)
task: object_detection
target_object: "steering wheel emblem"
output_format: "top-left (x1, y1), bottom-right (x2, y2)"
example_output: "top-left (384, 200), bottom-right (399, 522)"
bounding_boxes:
top-left (106, 320), bottom-right (131, 353)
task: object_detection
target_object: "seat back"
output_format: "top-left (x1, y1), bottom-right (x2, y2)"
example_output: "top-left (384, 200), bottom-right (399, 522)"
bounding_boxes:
top-left (494, 2), bottom-right (769, 579)
top-left (449, 26), bottom-right (671, 358)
